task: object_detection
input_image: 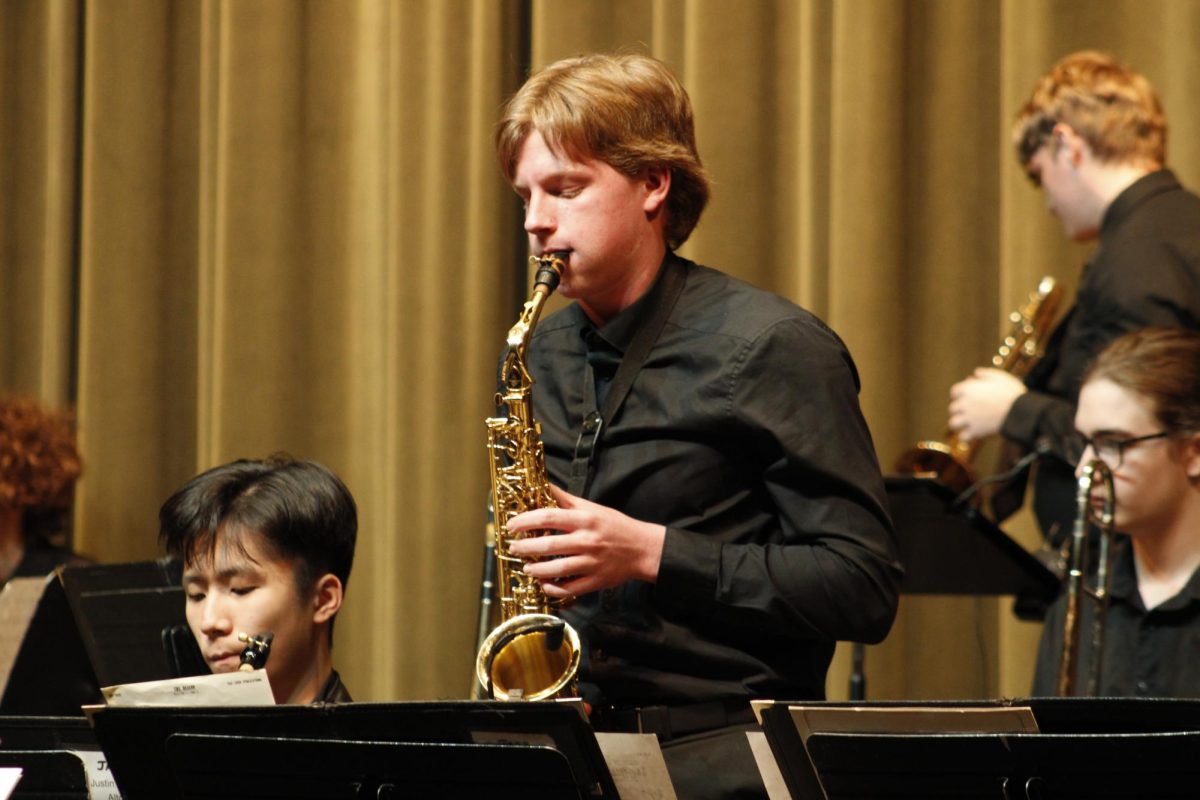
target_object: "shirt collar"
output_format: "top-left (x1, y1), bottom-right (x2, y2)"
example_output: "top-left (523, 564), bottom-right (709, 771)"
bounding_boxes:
top-left (1107, 536), bottom-right (1138, 602)
top-left (581, 252), bottom-right (681, 353)
top-left (1099, 169), bottom-right (1181, 238)
top-left (1107, 534), bottom-right (1200, 611)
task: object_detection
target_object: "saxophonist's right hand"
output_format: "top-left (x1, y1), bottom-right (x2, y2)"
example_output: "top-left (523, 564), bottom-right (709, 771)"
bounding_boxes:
top-left (507, 484), bottom-right (666, 599)
top-left (949, 367), bottom-right (1028, 443)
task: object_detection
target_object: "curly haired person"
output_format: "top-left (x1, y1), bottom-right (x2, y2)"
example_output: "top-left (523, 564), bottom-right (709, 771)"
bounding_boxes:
top-left (0, 396), bottom-right (88, 583)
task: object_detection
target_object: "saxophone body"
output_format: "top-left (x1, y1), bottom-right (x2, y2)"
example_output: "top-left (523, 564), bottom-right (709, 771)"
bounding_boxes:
top-left (894, 276), bottom-right (1063, 493)
top-left (475, 252), bottom-right (580, 701)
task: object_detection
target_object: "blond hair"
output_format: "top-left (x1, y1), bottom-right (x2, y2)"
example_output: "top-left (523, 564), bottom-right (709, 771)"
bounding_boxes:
top-left (496, 53), bottom-right (710, 249)
top-left (1013, 51), bottom-right (1165, 169)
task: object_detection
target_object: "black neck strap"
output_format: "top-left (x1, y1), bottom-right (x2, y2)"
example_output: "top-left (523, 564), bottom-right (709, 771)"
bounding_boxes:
top-left (566, 259), bottom-right (686, 497)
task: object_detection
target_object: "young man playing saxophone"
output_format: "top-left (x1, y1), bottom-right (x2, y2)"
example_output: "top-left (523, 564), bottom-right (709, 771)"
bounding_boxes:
top-left (160, 455), bottom-right (356, 704)
top-left (496, 53), bottom-right (901, 799)
top-left (949, 51), bottom-right (1200, 544)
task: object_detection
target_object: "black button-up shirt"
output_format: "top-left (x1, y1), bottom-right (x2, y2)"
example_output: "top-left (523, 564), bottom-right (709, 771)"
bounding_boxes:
top-left (522, 254), bottom-right (902, 707)
top-left (998, 170), bottom-right (1200, 536)
top-left (1033, 536), bottom-right (1200, 697)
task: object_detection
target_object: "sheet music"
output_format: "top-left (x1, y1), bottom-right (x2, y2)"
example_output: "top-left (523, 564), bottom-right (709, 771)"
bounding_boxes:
top-left (68, 750), bottom-right (121, 800)
top-left (0, 768), bottom-right (20, 800)
top-left (0, 576), bottom-right (51, 689)
top-left (786, 704), bottom-right (1040, 741)
top-left (594, 732), bottom-right (677, 800)
top-left (753, 702), bottom-right (1041, 800)
top-left (100, 670), bottom-right (274, 707)
top-left (746, 730), bottom-right (792, 800)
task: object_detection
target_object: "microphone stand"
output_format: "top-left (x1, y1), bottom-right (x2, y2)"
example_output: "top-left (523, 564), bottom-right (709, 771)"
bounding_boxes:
top-left (950, 443), bottom-right (1048, 516)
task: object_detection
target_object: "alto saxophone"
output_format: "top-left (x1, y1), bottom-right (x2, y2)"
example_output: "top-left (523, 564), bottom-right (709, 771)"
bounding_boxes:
top-left (894, 276), bottom-right (1063, 493)
top-left (474, 252), bottom-right (580, 701)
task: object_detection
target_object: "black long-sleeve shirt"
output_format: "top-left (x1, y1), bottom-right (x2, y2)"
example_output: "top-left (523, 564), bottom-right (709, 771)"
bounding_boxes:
top-left (1033, 536), bottom-right (1200, 697)
top-left (523, 254), bottom-right (902, 707)
top-left (998, 170), bottom-right (1200, 539)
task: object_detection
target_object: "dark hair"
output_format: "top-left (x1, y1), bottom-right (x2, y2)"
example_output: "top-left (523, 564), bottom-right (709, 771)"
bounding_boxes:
top-left (1084, 327), bottom-right (1200, 436)
top-left (159, 455), bottom-right (357, 599)
top-left (496, 52), bottom-right (710, 249)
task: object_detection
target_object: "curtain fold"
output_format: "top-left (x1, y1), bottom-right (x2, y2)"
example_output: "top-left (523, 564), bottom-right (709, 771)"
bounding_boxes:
top-left (4, 0), bottom-right (1199, 701)
top-left (0, 0), bottom-right (79, 404)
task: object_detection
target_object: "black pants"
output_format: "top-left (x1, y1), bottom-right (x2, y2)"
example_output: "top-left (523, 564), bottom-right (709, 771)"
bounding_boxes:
top-left (659, 722), bottom-right (768, 800)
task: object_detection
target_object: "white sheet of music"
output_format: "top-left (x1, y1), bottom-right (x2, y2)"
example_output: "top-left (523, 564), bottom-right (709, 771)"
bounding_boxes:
top-left (99, 670), bottom-right (274, 707)
top-left (0, 576), bottom-right (50, 687)
top-left (68, 750), bottom-right (121, 800)
top-left (594, 732), bottom-right (677, 800)
top-left (0, 768), bottom-right (20, 800)
top-left (746, 730), bottom-right (792, 800)
top-left (786, 704), bottom-right (1040, 739)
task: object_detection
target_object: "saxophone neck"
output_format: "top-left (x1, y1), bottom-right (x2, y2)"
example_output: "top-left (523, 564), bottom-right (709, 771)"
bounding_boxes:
top-left (503, 252), bottom-right (568, 366)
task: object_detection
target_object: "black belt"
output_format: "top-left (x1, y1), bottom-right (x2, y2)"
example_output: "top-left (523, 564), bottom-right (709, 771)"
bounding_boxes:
top-left (590, 698), bottom-right (757, 742)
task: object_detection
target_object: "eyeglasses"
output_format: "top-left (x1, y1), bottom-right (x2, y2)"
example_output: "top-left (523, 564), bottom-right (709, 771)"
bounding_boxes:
top-left (1079, 431), bottom-right (1170, 468)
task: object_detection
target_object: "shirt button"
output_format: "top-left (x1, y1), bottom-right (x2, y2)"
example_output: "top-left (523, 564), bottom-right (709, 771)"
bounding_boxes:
top-left (1136, 680), bottom-right (1150, 694)
top-left (601, 588), bottom-right (617, 612)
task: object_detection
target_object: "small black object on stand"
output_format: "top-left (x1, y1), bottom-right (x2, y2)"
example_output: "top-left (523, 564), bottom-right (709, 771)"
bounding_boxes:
top-left (805, 727), bottom-right (1200, 799)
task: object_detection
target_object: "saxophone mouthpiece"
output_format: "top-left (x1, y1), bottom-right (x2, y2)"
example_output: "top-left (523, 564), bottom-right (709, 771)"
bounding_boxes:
top-left (532, 251), bottom-right (568, 293)
top-left (237, 630), bottom-right (274, 672)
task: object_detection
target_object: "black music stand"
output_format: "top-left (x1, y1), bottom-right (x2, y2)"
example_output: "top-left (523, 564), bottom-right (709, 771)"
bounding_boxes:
top-left (1, 560), bottom-right (192, 716)
top-left (885, 476), bottom-right (1059, 600)
top-left (843, 477), bottom-right (1062, 700)
top-left (805, 730), bottom-right (1200, 799)
top-left (0, 750), bottom-right (90, 799)
top-left (167, 734), bottom-right (582, 800)
top-left (89, 701), bottom-right (619, 800)
top-left (755, 700), bottom-right (1029, 800)
top-left (0, 717), bottom-right (113, 799)
top-left (1028, 695), bottom-right (1200, 733)
top-left (0, 576), bottom-right (100, 716)
top-left (0, 715), bottom-right (97, 750)
top-left (57, 559), bottom-right (189, 686)
top-left (756, 698), bottom-right (1200, 800)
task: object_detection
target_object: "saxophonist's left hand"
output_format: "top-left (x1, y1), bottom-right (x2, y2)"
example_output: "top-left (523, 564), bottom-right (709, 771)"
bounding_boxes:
top-left (507, 484), bottom-right (666, 599)
top-left (949, 367), bottom-right (1028, 442)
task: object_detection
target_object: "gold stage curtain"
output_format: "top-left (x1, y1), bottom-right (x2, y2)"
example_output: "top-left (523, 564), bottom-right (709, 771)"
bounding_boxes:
top-left (4, 0), bottom-right (1200, 701)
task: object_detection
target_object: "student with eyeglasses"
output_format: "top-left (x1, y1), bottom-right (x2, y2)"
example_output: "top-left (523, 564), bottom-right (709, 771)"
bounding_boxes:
top-left (1032, 328), bottom-right (1200, 696)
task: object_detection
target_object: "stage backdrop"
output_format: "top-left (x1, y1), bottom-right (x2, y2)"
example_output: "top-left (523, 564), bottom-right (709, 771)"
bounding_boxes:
top-left (4, 0), bottom-right (1199, 702)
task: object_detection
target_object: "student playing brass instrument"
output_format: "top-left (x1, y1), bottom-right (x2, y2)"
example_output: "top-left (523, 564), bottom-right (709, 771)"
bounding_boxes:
top-left (1033, 328), bottom-right (1200, 697)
